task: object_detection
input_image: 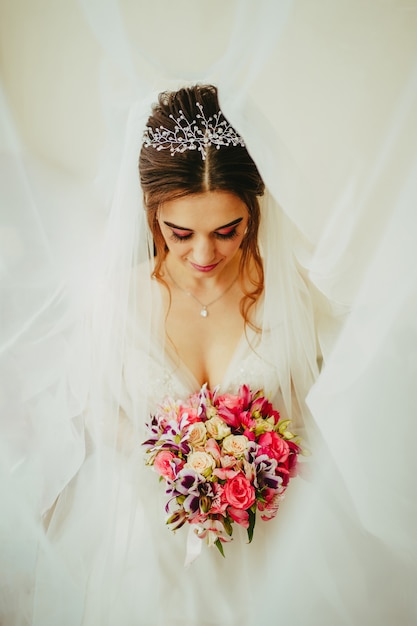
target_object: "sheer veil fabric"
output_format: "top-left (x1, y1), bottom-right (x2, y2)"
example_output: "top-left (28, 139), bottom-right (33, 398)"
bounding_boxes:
top-left (1, 1), bottom-right (417, 624)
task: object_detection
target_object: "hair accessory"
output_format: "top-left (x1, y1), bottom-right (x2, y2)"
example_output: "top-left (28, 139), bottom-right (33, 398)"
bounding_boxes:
top-left (143, 102), bottom-right (245, 160)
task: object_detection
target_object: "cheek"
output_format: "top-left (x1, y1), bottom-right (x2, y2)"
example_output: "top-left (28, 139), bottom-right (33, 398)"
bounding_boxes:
top-left (165, 241), bottom-right (183, 255)
top-left (222, 236), bottom-right (245, 256)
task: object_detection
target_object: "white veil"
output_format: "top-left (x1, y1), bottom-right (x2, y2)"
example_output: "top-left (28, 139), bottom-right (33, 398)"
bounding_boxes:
top-left (1, 0), bottom-right (417, 624)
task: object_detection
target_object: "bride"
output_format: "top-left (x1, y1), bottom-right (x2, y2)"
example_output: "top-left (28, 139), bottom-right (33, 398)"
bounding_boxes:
top-left (139, 84), bottom-right (286, 394)
top-left (27, 84), bottom-right (322, 626)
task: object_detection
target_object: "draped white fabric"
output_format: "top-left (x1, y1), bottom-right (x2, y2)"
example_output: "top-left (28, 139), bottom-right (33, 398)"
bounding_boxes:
top-left (1, 1), bottom-right (417, 624)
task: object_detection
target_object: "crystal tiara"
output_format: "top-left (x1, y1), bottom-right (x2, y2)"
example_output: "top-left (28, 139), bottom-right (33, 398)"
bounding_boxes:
top-left (142, 102), bottom-right (245, 160)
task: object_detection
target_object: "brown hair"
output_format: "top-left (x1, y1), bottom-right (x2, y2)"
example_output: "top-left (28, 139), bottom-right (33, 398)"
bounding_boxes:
top-left (139, 84), bottom-right (265, 328)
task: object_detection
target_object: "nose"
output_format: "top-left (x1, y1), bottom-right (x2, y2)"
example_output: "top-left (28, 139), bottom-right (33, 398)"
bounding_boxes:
top-left (191, 236), bottom-right (216, 265)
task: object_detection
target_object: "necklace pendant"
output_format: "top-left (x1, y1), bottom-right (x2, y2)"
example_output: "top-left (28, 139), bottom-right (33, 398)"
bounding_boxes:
top-left (200, 307), bottom-right (208, 318)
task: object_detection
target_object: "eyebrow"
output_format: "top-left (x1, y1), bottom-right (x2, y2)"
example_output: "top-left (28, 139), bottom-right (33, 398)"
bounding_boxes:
top-left (163, 217), bottom-right (243, 232)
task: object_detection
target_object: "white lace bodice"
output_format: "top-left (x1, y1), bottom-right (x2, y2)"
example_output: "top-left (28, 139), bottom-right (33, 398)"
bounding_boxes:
top-left (122, 327), bottom-right (282, 416)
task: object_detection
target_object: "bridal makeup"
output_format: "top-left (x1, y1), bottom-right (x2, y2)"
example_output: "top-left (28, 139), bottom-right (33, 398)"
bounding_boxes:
top-left (158, 190), bottom-right (248, 279)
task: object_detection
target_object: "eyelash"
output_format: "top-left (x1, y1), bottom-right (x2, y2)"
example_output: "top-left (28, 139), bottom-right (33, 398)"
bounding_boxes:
top-left (169, 229), bottom-right (239, 243)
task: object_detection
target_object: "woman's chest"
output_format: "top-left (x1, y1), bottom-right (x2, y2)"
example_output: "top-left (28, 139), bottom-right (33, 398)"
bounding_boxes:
top-left (165, 301), bottom-right (245, 389)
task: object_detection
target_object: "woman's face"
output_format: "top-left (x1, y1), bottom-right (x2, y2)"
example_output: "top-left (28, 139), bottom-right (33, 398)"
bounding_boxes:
top-left (158, 190), bottom-right (248, 277)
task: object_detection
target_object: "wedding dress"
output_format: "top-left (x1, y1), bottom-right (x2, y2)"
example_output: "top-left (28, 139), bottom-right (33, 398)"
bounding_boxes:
top-left (1, 1), bottom-right (417, 624)
top-left (37, 320), bottom-right (306, 626)
top-left (25, 284), bottom-right (346, 626)
top-left (21, 257), bottom-right (412, 626)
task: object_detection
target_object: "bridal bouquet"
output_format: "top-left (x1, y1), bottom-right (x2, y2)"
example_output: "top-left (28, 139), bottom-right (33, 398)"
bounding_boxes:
top-left (142, 384), bottom-right (302, 556)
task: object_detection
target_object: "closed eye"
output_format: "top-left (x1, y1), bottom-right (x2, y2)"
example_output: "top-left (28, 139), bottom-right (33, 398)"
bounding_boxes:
top-left (169, 227), bottom-right (239, 243)
top-left (213, 228), bottom-right (239, 240)
top-left (169, 230), bottom-right (193, 242)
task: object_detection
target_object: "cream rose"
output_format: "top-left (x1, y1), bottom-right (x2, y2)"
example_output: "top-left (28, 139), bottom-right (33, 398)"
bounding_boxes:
top-left (222, 434), bottom-right (249, 457)
top-left (206, 416), bottom-right (231, 440)
top-left (185, 451), bottom-right (216, 477)
top-left (187, 422), bottom-right (207, 448)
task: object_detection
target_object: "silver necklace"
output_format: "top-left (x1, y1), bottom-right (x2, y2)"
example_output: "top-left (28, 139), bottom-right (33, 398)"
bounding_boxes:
top-left (165, 266), bottom-right (238, 318)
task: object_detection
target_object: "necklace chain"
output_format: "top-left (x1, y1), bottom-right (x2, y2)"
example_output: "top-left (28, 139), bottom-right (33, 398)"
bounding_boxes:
top-left (165, 266), bottom-right (238, 318)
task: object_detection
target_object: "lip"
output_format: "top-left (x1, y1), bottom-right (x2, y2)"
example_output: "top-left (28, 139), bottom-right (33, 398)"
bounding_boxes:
top-left (189, 261), bottom-right (220, 273)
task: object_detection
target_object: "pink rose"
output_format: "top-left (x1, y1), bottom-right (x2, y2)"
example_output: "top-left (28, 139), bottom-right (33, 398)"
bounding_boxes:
top-left (228, 506), bottom-right (249, 528)
top-left (154, 451), bottom-right (176, 481)
top-left (258, 431), bottom-right (290, 464)
top-left (223, 474), bottom-right (255, 510)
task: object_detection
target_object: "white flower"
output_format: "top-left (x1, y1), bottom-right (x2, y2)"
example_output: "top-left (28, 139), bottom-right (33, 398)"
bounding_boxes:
top-left (187, 422), bottom-right (207, 448)
top-left (185, 451), bottom-right (216, 477)
top-left (206, 416), bottom-right (231, 440)
top-left (222, 434), bottom-right (249, 458)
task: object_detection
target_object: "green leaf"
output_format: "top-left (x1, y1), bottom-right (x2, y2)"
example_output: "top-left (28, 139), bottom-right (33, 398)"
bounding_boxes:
top-left (215, 538), bottom-right (225, 557)
top-left (247, 508), bottom-right (256, 543)
top-left (223, 515), bottom-right (233, 536)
